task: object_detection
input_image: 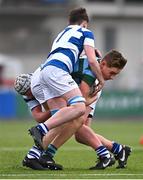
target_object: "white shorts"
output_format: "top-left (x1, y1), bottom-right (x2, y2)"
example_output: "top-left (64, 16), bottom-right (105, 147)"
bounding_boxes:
top-left (31, 68), bottom-right (45, 104)
top-left (89, 90), bottom-right (102, 117)
top-left (40, 66), bottom-right (78, 101)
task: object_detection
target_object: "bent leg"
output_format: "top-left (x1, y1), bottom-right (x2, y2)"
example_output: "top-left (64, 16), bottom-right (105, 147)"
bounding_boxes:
top-left (42, 116), bottom-right (84, 149)
top-left (75, 125), bottom-right (102, 149)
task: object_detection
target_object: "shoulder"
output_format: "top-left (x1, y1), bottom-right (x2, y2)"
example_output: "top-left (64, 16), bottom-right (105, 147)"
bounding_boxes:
top-left (81, 28), bottom-right (94, 39)
top-left (83, 27), bottom-right (92, 32)
top-left (81, 27), bottom-right (93, 34)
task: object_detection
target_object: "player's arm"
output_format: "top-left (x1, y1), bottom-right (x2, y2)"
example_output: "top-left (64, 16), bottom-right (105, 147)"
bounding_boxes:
top-left (84, 45), bottom-right (104, 93)
top-left (80, 80), bottom-right (98, 106)
top-left (31, 105), bottom-right (51, 123)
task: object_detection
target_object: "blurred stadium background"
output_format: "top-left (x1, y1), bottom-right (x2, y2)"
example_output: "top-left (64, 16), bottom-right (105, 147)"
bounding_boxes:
top-left (0, 0), bottom-right (143, 120)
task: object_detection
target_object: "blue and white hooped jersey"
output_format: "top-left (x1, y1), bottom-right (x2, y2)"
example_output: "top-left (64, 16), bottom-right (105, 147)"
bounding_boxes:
top-left (41, 25), bottom-right (95, 73)
top-left (23, 95), bottom-right (40, 111)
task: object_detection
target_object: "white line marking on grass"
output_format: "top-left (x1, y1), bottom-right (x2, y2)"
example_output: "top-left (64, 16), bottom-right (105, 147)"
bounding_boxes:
top-left (1, 173), bottom-right (143, 177)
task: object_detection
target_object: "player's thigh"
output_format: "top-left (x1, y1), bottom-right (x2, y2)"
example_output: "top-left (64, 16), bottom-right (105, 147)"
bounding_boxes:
top-left (47, 97), bottom-right (67, 110)
top-left (61, 87), bottom-right (83, 101)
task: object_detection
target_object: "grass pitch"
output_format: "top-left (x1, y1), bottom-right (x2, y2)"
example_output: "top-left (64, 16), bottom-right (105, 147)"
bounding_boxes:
top-left (0, 119), bottom-right (143, 179)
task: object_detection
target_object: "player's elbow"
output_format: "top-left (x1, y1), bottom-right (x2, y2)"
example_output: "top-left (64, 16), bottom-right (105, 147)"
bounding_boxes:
top-left (32, 113), bottom-right (46, 123)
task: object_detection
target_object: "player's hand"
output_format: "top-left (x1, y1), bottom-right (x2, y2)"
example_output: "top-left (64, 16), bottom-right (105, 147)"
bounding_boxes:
top-left (92, 79), bottom-right (104, 95)
top-left (89, 79), bottom-right (104, 96)
top-left (95, 48), bottom-right (102, 58)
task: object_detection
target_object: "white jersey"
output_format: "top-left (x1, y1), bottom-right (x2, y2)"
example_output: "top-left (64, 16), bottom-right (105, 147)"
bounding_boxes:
top-left (41, 25), bottom-right (95, 73)
top-left (89, 80), bottom-right (102, 117)
top-left (23, 95), bottom-right (40, 111)
top-left (89, 90), bottom-right (102, 117)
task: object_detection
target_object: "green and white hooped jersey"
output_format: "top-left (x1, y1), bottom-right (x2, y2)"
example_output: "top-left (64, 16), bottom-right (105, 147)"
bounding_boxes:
top-left (71, 55), bottom-right (102, 117)
top-left (71, 55), bottom-right (98, 87)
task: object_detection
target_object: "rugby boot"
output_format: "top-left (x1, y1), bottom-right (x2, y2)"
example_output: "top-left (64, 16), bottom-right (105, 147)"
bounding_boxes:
top-left (22, 156), bottom-right (47, 170)
top-left (29, 126), bottom-right (44, 150)
top-left (89, 154), bottom-right (114, 170)
top-left (39, 153), bottom-right (63, 170)
top-left (115, 145), bottom-right (132, 168)
top-left (108, 154), bottom-right (116, 167)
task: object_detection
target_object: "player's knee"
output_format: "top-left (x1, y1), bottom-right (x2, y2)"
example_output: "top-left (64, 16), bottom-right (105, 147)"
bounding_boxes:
top-left (68, 96), bottom-right (86, 116)
top-left (77, 116), bottom-right (85, 127)
top-left (73, 103), bottom-right (86, 117)
top-left (72, 116), bottom-right (84, 129)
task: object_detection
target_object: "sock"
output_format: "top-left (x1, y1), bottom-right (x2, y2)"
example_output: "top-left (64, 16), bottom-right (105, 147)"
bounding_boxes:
top-left (43, 144), bottom-right (57, 158)
top-left (37, 123), bottom-right (49, 135)
top-left (27, 146), bottom-right (43, 159)
top-left (96, 145), bottom-right (110, 158)
top-left (111, 142), bottom-right (122, 155)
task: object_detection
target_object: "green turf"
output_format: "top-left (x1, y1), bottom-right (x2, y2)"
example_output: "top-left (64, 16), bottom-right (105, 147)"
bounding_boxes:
top-left (0, 119), bottom-right (143, 179)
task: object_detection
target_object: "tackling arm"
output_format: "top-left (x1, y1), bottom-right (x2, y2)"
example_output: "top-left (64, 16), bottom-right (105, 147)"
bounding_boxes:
top-left (31, 105), bottom-right (51, 123)
top-left (84, 45), bottom-right (104, 93)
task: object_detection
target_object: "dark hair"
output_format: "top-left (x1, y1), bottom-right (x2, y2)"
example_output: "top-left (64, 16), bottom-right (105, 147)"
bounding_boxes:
top-left (103, 49), bottom-right (127, 69)
top-left (68, 7), bottom-right (89, 25)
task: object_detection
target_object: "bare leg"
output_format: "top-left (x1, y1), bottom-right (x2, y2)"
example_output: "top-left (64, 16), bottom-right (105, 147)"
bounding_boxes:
top-left (44, 88), bottom-right (86, 130)
top-left (51, 118), bottom-right (84, 148)
top-left (96, 134), bottom-right (113, 150)
top-left (75, 125), bottom-right (102, 149)
top-left (42, 117), bottom-right (84, 149)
